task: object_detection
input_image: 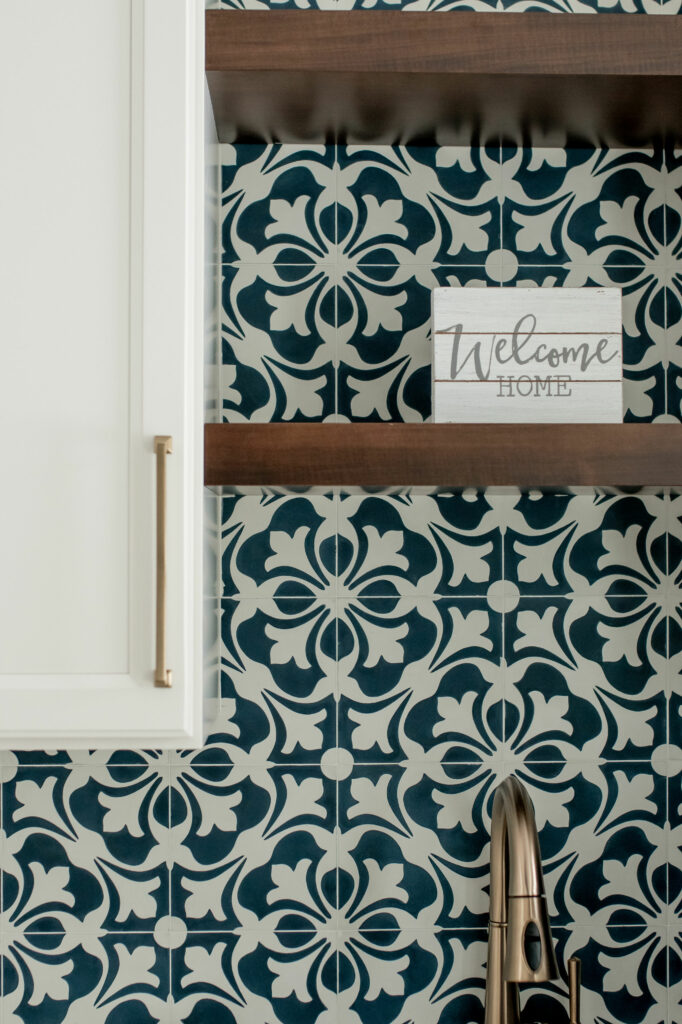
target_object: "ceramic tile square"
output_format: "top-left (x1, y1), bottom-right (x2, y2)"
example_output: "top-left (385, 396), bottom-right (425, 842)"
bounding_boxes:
top-left (501, 144), bottom-right (667, 266)
top-left (503, 489), bottom-right (669, 597)
top-left (337, 490), bottom-right (503, 597)
top-left (336, 144), bottom-right (502, 266)
top-left (336, 265), bottom-right (501, 422)
top-left (338, 597), bottom-right (503, 763)
top-left (505, 595), bottom-right (667, 761)
top-left (170, 765), bottom-right (336, 932)
top-left (222, 264), bottom-right (336, 422)
top-left (188, 929), bottom-right (338, 1024)
top-left (2, 764), bottom-right (171, 933)
top-left (221, 491), bottom-right (337, 599)
top-left (221, 143), bottom-right (336, 266)
top-left (338, 763), bottom-right (502, 930)
top-left (0, 932), bottom-right (171, 1024)
top-left (170, 932), bottom-right (243, 1022)
top-left (335, 262), bottom-right (432, 422)
top-left (334, 929), bottom-right (483, 1024)
top-left (217, 598), bottom-right (337, 764)
top-left (515, 762), bottom-right (668, 929)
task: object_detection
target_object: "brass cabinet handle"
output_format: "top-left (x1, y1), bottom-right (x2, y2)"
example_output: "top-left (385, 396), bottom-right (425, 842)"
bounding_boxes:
top-left (154, 436), bottom-right (173, 688)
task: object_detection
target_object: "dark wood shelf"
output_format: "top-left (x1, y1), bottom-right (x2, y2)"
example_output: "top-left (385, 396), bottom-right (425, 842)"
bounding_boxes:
top-left (206, 11), bottom-right (682, 145)
top-left (204, 423), bottom-right (682, 487)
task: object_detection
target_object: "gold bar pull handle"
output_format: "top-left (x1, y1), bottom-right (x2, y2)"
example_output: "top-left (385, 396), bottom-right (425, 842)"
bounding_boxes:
top-left (154, 435), bottom-right (173, 688)
top-left (568, 957), bottom-right (581, 1024)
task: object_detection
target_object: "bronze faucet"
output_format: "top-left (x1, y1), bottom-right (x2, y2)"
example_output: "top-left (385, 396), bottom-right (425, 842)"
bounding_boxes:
top-left (484, 775), bottom-right (559, 1024)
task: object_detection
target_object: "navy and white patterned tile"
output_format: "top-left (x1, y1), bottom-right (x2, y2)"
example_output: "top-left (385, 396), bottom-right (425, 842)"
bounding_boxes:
top-left (170, 931), bottom-right (244, 1024)
top-left (504, 489), bottom-right (669, 596)
top-left (0, 931), bottom-right (171, 1024)
top-left (220, 138), bottom-right (679, 423)
top-left (221, 491), bottom-right (337, 599)
top-left (221, 144), bottom-right (337, 422)
top-left (222, 264), bottom-right (336, 423)
top-left (335, 263), bottom-right (434, 422)
top-left (222, 144), bottom-right (337, 267)
top-left (338, 597), bottom-right (503, 763)
top-left (336, 145), bottom-right (502, 266)
top-left (2, 765), bottom-right (171, 933)
top-left (337, 490), bottom-right (503, 597)
top-left (524, 762), bottom-right (668, 929)
top-left (335, 929), bottom-right (443, 1024)
top-left (665, 152), bottom-right (682, 420)
top-left (169, 766), bottom-right (336, 933)
top-left (501, 144), bottom-right (667, 266)
top-left (505, 595), bottom-right (667, 760)
top-left (662, 152), bottom-right (682, 422)
top-left (220, 0), bottom-right (340, 9)
top-left (338, 763), bottom-right (499, 931)
top-left (218, 598), bottom-right (337, 764)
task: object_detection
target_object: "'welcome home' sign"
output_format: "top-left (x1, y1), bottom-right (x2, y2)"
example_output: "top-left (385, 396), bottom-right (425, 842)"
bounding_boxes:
top-left (432, 288), bottom-right (623, 423)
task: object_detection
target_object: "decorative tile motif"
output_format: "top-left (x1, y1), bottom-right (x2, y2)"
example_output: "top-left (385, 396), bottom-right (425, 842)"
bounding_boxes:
top-left (3, 484), bottom-right (679, 1020)
top-left (222, 141), bottom-right (681, 422)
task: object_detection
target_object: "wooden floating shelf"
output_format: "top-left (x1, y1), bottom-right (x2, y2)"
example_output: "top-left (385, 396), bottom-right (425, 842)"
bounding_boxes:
top-left (206, 11), bottom-right (682, 145)
top-left (204, 423), bottom-right (682, 488)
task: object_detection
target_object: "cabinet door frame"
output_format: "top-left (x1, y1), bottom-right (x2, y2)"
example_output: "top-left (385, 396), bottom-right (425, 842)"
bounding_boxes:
top-left (0, 0), bottom-right (207, 748)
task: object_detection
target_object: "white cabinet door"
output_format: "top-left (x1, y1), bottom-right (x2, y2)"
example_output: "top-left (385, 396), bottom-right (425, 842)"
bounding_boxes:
top-left (0, 0), bottom-right (208, 747)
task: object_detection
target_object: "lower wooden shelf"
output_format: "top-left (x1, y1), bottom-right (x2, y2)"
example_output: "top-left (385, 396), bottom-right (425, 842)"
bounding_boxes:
top-left (204, 423), bottom-right (681, 488)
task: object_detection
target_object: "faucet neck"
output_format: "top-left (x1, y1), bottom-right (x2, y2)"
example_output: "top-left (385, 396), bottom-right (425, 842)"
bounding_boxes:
top-left (489, 776), bottom-right (546, 924)
top-left (484, 776), bottom-right (559, 1024)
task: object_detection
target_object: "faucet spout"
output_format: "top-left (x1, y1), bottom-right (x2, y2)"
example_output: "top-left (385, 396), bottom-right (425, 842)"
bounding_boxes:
top-left (484, 776), bottom-right (559, 1024)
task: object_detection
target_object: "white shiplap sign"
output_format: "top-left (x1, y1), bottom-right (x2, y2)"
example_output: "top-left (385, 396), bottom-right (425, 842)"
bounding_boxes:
top-left (432, 288), bottom-right (623, 423)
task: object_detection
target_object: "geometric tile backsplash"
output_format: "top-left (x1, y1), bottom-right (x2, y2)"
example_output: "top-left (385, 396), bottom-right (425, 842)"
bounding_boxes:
top-left (3, 8), bottom-right (682, 1021)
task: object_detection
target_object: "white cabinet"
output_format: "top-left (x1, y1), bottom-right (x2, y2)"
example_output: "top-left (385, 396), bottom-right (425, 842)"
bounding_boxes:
top-left (0, 0), bottom-right (216, 747)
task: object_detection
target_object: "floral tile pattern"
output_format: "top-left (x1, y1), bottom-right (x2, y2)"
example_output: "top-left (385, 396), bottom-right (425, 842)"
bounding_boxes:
top-left (74, 484), bottom-right (663, 1024)
top-left (222, 140), bottom-right (682, 422)
top-left (2, 492), bottom-right (679, 1023)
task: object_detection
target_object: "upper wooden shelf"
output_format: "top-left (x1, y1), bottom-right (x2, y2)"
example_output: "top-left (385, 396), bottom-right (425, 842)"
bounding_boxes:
top-left (204, 423), bottom-right (682, 487)
top-left (206, 11), bottom-right (682, 145)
